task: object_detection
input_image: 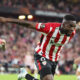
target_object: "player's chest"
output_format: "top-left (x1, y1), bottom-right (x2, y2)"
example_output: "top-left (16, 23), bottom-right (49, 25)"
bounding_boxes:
top-left (48, 28), bottom-right (70, 46)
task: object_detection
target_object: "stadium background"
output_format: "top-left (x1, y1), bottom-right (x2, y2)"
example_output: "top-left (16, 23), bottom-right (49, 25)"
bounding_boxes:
top-left (0, 0), bottom-right (80, 80)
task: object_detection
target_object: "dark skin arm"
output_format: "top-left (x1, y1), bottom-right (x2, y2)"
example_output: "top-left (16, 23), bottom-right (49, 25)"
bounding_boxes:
top-left (0, 17), bottom-right (37, 30)
top-left (0, 17), bottom-right (37, 51)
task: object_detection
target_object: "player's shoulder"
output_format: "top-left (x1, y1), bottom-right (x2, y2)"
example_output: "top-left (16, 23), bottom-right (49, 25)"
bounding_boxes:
top-left (46, 22), bottom-right (61, 28)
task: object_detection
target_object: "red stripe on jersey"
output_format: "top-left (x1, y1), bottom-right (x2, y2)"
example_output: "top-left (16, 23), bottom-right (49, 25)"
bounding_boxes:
top-left (40, 34), bottom-right (44, 38)
top-left (42, 32), bottom-right (54, 57)
top-left (40, 34), bottom-right (44, 46)
top-left (49, 45), bottom-right (55, 61)
top-left (69, 32), bottom-right (75, 42)
top-left (36, 34), bottom-right (44, 53)
top-left (37, 60), bottom-right (41, 70)
top-left (36, 23), bottom-right (39, 30)
top-left (36, 49), bottom-right (41, 53)
top-left (55, 46), bottom-right (61, 61)
top-left (55, 35), bottom-right (67, 61)
top-left (61, 35), bottom-right (67, 44)
top-left (54, 32), bottom-right (60, 42)
top-left (49, 32), bottom-right (60, 61)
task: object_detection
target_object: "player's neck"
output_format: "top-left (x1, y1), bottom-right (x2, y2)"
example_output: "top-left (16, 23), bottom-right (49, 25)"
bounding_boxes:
top-left (59, 27), bottom-right (70, 36)
top-left (59, 26), bottom-right (64, 35)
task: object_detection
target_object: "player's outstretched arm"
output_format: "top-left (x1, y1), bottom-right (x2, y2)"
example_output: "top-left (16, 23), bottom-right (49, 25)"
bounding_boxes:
top-left (0, 17), bottom-right (36, 30)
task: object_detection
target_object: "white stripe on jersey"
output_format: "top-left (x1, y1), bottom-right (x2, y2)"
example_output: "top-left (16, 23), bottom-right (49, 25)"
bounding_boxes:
top-left (49, 27), bottom-right (52, 33)
top-left (38, 50), bottom-right (42, 55)
top-left (35, 45), bottom-right (42, 55)
top-left (54, 36), bottom-right (70, 61)
top-left (64, 36), bottom-right (70, 44)
top-left (38, 23), bottom-right (42, 29)
top-left (35, 45), bottom-right (40, 51)
top-left (41, 36), bottom-right (47, 50)
top-left (52, 35), bottom-right (64, 61)
top-left (45, 28), bottom-right (59, 59)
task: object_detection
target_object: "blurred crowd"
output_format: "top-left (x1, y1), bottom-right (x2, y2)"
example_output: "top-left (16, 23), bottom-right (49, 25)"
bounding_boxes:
top-left (0, 23), bottom-right (80, 74)
top-left (0, 23), bottom-right (40, 73)
top-left (58, 30), bottom-right (80, 74)
top-left (0, 0), bottom-right (80, 15)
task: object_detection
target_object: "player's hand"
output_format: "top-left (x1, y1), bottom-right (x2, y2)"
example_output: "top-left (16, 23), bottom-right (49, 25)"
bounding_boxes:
top-left (0, 17), bottom-right (7, 23)
top-left (0, 39), bottom-right (6, 51)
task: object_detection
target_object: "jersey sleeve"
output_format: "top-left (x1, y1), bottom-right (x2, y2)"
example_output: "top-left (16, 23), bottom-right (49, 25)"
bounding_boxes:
top-left (35, 23), bottom-right (52, 34)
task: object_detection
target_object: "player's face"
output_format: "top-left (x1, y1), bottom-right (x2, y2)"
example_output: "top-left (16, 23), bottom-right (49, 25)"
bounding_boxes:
top-left (61, 21), bottom-right (76, 36)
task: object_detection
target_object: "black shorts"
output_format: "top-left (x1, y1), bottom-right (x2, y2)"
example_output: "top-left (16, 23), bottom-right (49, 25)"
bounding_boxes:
top-left (34, 53), bottom-right (58, 79)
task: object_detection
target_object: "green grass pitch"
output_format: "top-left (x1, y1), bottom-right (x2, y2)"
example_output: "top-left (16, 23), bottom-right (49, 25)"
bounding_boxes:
top-left (0, 74), bottom-right (77, 80)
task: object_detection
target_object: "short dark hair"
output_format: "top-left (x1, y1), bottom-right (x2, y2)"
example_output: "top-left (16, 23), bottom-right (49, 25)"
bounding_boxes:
top-left (64, 14), bottom-right (76, 21)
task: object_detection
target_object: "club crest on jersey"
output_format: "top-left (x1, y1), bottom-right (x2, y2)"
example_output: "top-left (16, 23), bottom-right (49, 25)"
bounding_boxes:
top-left (40, 24), bottom-right (45, 28)
top-left (42, 61), bottom-right (47, 65)
top-left (40, 57), bottom-right (47, 65)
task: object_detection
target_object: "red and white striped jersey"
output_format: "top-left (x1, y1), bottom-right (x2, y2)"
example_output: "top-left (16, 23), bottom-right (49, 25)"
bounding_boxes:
top-left (35, 22), bottom-right (75, 62)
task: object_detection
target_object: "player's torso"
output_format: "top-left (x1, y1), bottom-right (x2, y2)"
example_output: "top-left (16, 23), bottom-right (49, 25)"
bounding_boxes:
top-left (41, 27), bottom-right (70, 54)
top-left (35, 23), bottom-right (74, 61)
top-left (47, 27), bottom-right (69, 47)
